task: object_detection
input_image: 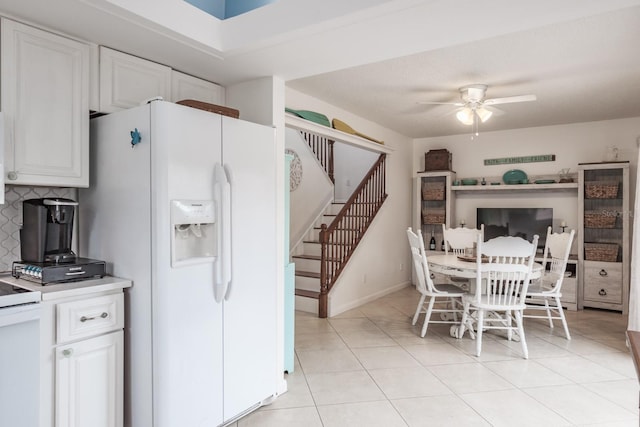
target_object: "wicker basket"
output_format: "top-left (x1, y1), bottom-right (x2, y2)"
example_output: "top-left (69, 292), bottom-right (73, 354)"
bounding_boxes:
top-left (584, 242), bottom-right (619, 262)
top-left (584, 210), bottom-right (617, 228)
top-left (176, 99), bottom-right (240, 118)
top-left (422, 208), bottom-right (445, 224)
top-left (585, 181), bottom-right (619, 199)
top-left (422, 182), bottom-right (445, 201)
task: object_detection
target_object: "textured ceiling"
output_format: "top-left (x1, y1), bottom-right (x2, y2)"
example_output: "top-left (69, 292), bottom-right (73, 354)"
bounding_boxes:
top-left (287, 6), bottom-right (640, 138)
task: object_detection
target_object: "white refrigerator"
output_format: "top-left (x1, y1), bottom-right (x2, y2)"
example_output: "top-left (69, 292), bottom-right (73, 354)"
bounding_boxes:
top-left (79, 100), bottom-right (283, 427)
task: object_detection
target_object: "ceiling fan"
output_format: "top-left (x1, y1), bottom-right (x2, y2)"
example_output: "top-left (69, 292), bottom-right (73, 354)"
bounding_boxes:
top-left (419, 84), bottom-right (537, 137)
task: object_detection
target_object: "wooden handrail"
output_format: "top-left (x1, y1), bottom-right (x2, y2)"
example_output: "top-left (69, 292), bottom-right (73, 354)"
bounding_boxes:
top-left (300, 131), bottom-right (334, 183)
top-left (318, 153), bottom-right (387, 317)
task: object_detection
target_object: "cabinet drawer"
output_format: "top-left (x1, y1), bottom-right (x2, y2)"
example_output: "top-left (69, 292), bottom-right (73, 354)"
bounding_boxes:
top-left (57, 293), bottom-right (124, 344)
top-left (583, 261), bottom-right (622, 304)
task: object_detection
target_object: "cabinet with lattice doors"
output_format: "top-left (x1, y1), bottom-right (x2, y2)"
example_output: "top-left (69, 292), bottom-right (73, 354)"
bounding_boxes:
top-left (412, 171), bottom-right (456, 286)
top-left (413, 171), bottom-right (456, 252)
top-left (578, 161), bottom-right (629, 313)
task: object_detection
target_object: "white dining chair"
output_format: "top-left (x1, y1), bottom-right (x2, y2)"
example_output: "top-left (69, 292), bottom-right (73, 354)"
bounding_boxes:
top-left (442, 224), bottom-right (484, 255)
top-left (442, 224), bottom-right (484, 291)
top-left (407, 227), bottom-right (466, 337)
top-left (458, 234), bottom-right (538, 358)
top-left (523, 226), bottom-right (575, 339)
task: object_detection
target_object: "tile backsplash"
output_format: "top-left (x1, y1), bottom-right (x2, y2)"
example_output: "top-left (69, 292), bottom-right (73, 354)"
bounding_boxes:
top-left (0, 185), bottom-right (77, 272)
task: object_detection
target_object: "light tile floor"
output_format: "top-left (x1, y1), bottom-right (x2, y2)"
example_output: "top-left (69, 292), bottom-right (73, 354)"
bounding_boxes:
top-left (237, 287), bottom-right (639, 426)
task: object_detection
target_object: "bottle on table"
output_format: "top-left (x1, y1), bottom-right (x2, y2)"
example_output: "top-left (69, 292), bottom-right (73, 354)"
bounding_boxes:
top-left (429, 230), bottom-right (436, 250)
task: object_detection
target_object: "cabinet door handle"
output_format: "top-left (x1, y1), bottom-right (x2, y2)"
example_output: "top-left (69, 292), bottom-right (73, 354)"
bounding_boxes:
top-left (80, 312), bottom-right (108, 322)
top-left (598, 288), bottom-right (607, 296)
top-left (62, 348), bottom-right (73, 358)
top-left (7, 171), bottom-right (17, 181)
top-left (599, 269), bottom-right (608, 277)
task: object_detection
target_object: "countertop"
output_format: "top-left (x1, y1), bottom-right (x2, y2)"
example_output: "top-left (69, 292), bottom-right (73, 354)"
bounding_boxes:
top-left (0, 275), bottom-right (132, 301)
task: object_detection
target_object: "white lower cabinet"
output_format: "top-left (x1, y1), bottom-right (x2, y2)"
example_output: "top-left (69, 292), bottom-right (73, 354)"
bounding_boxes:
top-left (14, 278), bottom-right (132, 427)
top-left (54, 292), bottom-right (124, 427)
top-left (56, 331), bottom-right (123, 427)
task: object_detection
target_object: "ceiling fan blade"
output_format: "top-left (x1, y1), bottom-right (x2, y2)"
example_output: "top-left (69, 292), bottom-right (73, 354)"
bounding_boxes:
top-left (483, 94), bottom-right (537, 106)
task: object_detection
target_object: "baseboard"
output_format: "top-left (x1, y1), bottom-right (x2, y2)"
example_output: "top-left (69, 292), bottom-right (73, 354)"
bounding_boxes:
top-left (327, 281), bottom-right (412, 317)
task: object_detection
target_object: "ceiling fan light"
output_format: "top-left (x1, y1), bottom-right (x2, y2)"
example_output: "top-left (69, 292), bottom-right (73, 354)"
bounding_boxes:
top-left (456, 108), bottom-right (474, 125)
top-left (476, 107), bottom-right (493, 123)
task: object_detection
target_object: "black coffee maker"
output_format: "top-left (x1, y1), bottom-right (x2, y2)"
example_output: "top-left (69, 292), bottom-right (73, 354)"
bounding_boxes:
top-left (20, 198), bottom-right (78, 263)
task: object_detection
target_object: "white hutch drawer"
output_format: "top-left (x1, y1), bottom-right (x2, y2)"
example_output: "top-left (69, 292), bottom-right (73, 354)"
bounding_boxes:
top-left (583, 261), bottom-right (622, 304)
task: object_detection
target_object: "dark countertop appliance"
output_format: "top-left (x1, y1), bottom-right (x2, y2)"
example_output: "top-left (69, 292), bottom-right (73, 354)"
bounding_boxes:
top-left (16, 198), bottom-right (105, 284)
top-left (21, 198), bottom-right (77, 263)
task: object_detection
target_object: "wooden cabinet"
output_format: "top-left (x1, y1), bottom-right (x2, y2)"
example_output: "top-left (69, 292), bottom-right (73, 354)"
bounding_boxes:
top-left (171, 70), bottom-right (225, 104)
top-left (413, 171), bottom-right (456, 252)
top-left (99, 46), bottom-right (171, 113)
top-left (578, 161), bottom-right (629, 313)
top-left (1, 18), bottom-right (90, 187)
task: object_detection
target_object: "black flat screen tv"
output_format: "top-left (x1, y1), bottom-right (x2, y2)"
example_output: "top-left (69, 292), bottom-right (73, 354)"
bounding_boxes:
top-left (476, 207), bottom-right (552, 249)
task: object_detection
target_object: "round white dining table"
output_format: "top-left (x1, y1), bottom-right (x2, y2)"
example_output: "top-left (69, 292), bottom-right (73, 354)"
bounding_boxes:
top-left (427, 253), bottom-right (543, 280)
top-left (427, 253), bottom-right (543, 340)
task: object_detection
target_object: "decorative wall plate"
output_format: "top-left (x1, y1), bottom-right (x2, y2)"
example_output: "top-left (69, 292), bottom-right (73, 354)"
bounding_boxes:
top-left (285, 148), bottom-right (303, 191)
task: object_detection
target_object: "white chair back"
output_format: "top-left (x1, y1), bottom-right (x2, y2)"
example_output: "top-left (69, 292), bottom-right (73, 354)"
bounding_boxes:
top-left (407, 228), bottom-right (436, 295)
top-left (541, 226), bottom-right (575, 289)
top-left (476, 235), bottom-right (539, 306)
top-left (442, 224), bottom-right (484, 255)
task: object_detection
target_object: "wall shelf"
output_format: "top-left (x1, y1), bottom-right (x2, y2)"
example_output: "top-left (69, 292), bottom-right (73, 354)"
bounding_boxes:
top-left (452, 182), bottom-right (578, 192)
top-left (285, 113), bottom-right (393, 154)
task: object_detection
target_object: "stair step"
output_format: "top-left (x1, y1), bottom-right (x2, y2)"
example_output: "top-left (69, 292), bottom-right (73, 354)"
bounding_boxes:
top-left (303, 240), bottom-right (351, 246)
top-left (292, 256), bottom-right (320, 273)
top-left (313, 226), bottom-right (360, 231)
top-left (292, 254), bottom-right (320, 260)
top-left (322, 214), bottom-right (369, 218)
top-left (295, 289), bottom-right (320, 299)
top-left (293, 254), bottom-right (344, 263)
top-left (296, 270), bottom-right (320, 279)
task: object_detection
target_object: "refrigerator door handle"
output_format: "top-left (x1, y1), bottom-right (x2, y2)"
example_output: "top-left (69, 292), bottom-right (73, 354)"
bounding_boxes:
top-left (222, 164), bottom-right (233, 301)
top-left (213, 163), bottom-right (230, 303)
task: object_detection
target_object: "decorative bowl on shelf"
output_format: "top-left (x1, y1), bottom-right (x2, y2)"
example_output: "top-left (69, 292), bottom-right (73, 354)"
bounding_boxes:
top-left (461, 179), bottom-right (478, 185)
top-left (502, 169), bottom-right (528, 185)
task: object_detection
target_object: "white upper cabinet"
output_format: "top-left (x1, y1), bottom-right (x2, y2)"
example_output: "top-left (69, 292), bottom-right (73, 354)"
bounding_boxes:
top-left (99, 46), bottom-right (171, 113)
top-left (171, 70), bottom-right (225, 105)
top-left (1, 18), bottom-right (90, 187)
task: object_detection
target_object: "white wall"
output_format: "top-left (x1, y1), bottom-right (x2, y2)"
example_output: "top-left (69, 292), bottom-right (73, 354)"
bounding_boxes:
top-left (414, 118), bottom-right (640, 249)
top-left (333, 143), bottom-right (379, 202)
top-left (285, 128), bottom-right (334, 249)
top-left (286, 87), bottom-right (414, 316)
